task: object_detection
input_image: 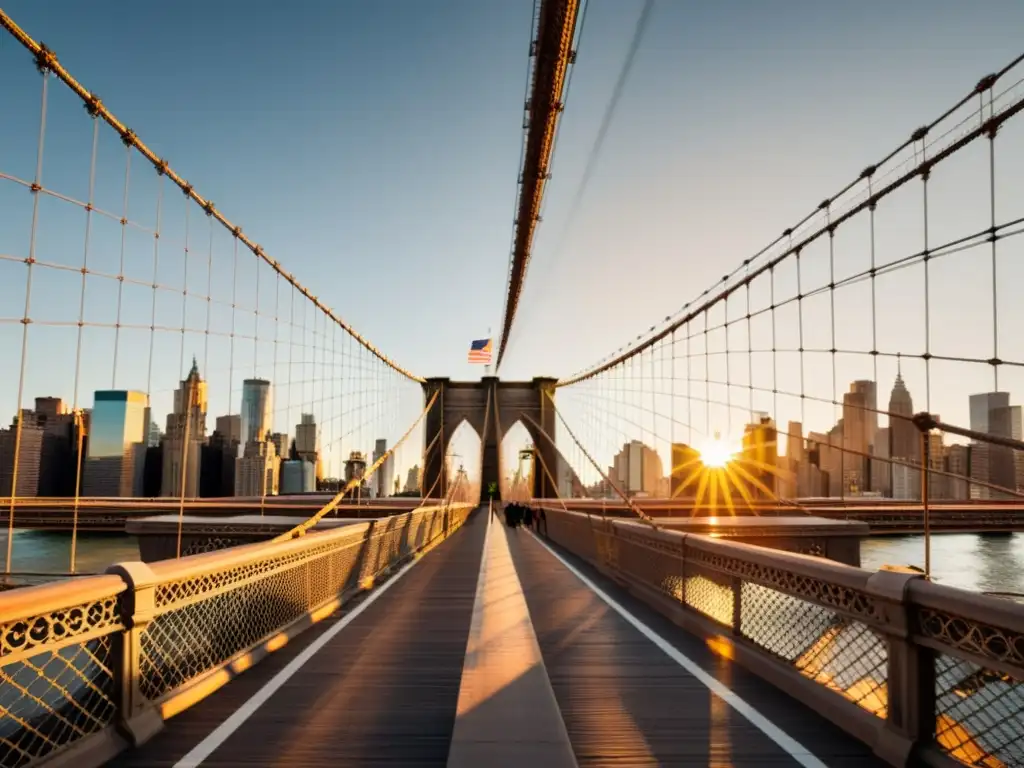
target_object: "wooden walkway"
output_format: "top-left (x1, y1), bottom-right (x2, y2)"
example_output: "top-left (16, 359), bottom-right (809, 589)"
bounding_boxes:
top-left (508, 528), bottom-right (883, 767)
top-left (112, 509), bottom-right (489, 767)
top-left (111, 508), bottom-right (886, 767)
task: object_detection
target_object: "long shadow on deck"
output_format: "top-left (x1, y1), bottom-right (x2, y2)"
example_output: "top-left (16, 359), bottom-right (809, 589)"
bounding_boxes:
top-left (507, 527), bottom-right (887, 768)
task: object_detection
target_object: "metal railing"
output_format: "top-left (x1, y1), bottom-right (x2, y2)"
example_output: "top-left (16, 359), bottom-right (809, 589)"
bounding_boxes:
top-left (538, 507), bottom-right (1024, 768)
top-left (0, 502), bottom-right (475, 767)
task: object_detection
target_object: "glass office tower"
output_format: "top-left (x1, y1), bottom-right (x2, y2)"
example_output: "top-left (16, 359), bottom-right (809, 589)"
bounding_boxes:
top-left (83, 390), bottom-right (148, 496)
top-left (240, 379), bottom-right (273, 446)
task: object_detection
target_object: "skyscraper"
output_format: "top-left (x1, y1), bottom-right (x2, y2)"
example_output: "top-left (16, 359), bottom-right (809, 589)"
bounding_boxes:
top-left (969, 393), bottom-right (1014, 499)
top-left (742, 414), bottom-right (777, 500)
top-left (162, 358), bottom-right (207, 498)
top-left (612, 440), bottom-right (663, 496)
top-left (404, 465), bottom-right (420, 494)
top-left (280, 459), bottom-right (315, 493)
top-left (235, 439), bottom-right (279, 496)
top-left (887, 370), bottom-right (918, 499)
top-left (83, 390), bottom-right (148, 497)
top-left (372, 437), bottom-right (393, 498)
top-left (926, 430), bottom-right (946, 499)
top-left (201, 415), bottom-right (240, 497)
top-left (240, 379), bottom-right (272, 445)
top-left (946, 444), bottom-right (969, 499)
top-left (0, 423), bottom-right (43, 497)
top-left (786, 421), bottom-right (804, 465)
top-left (888, 371), bottom-right (916, 460)
top-left (1010, 405), bottom-right (1024, 493)
top-left (849, 380), bottom-right (878, 446)
top-left (842, 389), bottom-right (870, 493)
top-left (295, 414), bottom-right (319, 470)
top-left (269, 432), bottom-right (289, 461)
top-left (670, 442), bottom-right (701, 499)
top-left (872, 427), bottom-right (892, 496)
top-left (216, 414), bottom-right (241, 443)
top-left (14, 397), bottom-right (86, 497)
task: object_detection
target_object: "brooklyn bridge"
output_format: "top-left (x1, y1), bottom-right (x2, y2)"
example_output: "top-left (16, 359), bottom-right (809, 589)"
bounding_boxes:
top-left (0, 3), bottom-right (1023, 767)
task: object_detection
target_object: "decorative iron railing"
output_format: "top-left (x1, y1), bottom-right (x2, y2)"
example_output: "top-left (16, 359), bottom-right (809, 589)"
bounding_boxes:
top-left (0, 503), bottom-right (474, 767)
top-left (539, 507), bottom-right (1024, 768)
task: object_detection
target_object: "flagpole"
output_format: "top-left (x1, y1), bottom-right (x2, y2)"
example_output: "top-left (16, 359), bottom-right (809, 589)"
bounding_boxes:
top-left (484, 327), bottom-right (492, 377)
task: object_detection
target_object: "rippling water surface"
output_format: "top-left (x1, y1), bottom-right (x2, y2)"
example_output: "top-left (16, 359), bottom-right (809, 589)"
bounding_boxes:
top-left (0, 530), bottom-right (139, 577)
top-left (861, 533), bottom-right (1024, 594)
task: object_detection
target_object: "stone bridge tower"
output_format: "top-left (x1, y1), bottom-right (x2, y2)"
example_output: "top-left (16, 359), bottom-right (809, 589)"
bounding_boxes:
top-left (421, 377), bottom-right (558, 502)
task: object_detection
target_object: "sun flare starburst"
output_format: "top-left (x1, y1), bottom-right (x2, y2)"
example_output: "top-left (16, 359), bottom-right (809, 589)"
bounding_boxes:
top-left (698, 434), bottom-right (736, 468)
top-left (670, 429), bottom-right (785, 515)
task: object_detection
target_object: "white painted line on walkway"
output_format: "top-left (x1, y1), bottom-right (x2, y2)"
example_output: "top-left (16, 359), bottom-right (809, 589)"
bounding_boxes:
top-left (528, 532), bottom-right (828, 768)
top-left (173, 550), bottom-right (429, 767)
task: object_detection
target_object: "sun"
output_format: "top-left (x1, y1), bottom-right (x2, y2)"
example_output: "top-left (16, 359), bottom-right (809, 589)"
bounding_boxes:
top-left (699, 434), bottom-right (735, 468)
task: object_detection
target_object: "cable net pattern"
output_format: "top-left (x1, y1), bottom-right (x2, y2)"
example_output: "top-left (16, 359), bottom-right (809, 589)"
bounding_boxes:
top-left (538, 510), bottom-right (1024, 761)
top-left (613, 526), bottom-right (683, 600)
top-left (0, 635), bottom-right (118, 768)
top-left (934, 652), bottom-right (1024, 767)
top-left (139, 505), bottom-right (470, 702)
top-left (0, 503), bottom-right (471, 764)
top-left (542, 54), bottom-right (1024, 556)
top-left (0, 579), bottom-right (123, 766)
top-left (180, 537), bottom-right (244, 557)
top-left (684, 570), bottom-right (735, 628)
top-left (521, 46), bottom-right (1024, 766)
top-left (139, 546), bottom-right (361, 701)
top-left (0, 11), bottom-right (426, 579)
top-left (739, 582), bottom-right (888, 717)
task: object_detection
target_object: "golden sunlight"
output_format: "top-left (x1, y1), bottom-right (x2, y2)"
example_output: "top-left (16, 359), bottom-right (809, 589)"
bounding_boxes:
top-left (670, 427), bottom-right (783, 515)
top-left (698, 434), bottom-right (735, 468)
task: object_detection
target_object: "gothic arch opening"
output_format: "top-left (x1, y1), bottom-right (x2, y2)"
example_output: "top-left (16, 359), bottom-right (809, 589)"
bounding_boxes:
top-left (421, 377), bottom-right (559, 504)
top-left (445, 419), bottom-right (481, 504)
top-left (501, 420), bottom-right (535, 501)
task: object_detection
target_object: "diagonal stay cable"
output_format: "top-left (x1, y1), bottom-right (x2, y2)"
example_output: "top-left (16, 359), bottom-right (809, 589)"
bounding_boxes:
top-left (273, 390), bottom-right (439, 541)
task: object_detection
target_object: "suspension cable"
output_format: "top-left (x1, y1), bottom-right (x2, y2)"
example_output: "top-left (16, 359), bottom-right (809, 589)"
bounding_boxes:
top-left (0, 8), bottom-right (422, 384)
top-left (273, 390), bottom-right (439, 541)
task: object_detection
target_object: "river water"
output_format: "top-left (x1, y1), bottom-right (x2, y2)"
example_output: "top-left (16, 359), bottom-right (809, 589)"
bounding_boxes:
top-left (1, 529), bottom-right (1023, 595)
top-left (0, 530), bottom-right (140, 580)
top-left (861, 533), bottom-right (1024, 595)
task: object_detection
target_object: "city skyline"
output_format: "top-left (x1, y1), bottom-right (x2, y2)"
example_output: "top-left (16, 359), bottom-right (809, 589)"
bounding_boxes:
top-left (4, 4), bottom-right (1024, 502)
top-left (0, 361), bottom-right (428, 499)
top-left (6, 349), bottom-right (1024, 504)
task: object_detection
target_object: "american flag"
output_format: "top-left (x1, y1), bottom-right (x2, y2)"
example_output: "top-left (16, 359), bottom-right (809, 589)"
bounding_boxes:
top-left (467, 338), bottom-right (493, 364)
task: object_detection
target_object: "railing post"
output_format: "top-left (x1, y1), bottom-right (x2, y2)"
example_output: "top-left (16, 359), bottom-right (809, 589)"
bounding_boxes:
top-left (106, 560), bottom-right (164, 746)
top-left (912, 412), bottom-right (938, 579)
top-left (680, 535), bottom-right (691, 609)
top-left (865, 569), bottom-right (934, 766)
top-left (730, 574), bottom-right (743, 636)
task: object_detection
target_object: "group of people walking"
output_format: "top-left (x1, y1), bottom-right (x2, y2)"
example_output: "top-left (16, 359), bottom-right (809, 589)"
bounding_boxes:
top-left (501, 502), bottom-right (547, 535)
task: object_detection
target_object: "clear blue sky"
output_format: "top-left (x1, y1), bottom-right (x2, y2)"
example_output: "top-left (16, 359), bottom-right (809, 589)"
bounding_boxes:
top-left (3, 0), bottom-right (1024, 480)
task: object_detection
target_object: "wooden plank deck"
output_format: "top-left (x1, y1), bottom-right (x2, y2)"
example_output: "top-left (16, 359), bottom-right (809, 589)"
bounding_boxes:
top-left (446, 516), bottom-right (576, 767)
top-left (109, 508), bottom-right (891, 767)
top-left (506, 527), bottom-right (889, 768)
top-left (111, 508), bottom-right (489, 767)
